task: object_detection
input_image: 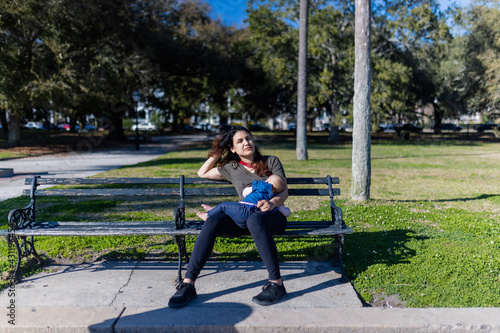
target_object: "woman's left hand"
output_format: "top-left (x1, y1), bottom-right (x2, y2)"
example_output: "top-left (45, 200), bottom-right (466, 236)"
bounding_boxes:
top-left (257, 200), bottom-right (274, 212)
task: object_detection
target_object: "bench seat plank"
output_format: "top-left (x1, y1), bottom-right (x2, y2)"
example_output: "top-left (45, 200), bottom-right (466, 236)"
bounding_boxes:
top-left (1, 221), bottom-right (197, 236)
top-left (1, 221), bottom-right (353, 237)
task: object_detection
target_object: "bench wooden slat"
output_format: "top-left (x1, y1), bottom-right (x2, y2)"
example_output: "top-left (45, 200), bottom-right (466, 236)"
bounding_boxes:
top-left (24, 187), bottom-right (340, 197)
top-left (26, 177), bottom-right (181, 185)
top-left (1, 221), bottom-right (352, 237)
top-left (25, 188), bottom-right (181, 197)
top-left (183, 177), bottom-right (340, 185)
top-left (26, 176), bottom-right (340, 186)
top-left (1, 221), bottom-right (200, 236)
top-left (184, 188), bottom-right (341, 196)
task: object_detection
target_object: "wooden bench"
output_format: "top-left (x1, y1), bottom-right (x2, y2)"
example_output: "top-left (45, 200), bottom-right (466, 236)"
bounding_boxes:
top-left (2, 175), bottom-right (353, 282)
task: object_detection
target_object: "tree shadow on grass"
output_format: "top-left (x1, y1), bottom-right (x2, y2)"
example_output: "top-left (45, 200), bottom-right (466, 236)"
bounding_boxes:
top-left (343, 229), bottom-right (428, 280)
top-left (385, 193), bottom-right (499, 203)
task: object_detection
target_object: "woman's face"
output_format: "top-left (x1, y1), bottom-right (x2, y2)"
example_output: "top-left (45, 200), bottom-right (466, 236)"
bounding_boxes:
top-left (230, 130), bottom-right (255, 160)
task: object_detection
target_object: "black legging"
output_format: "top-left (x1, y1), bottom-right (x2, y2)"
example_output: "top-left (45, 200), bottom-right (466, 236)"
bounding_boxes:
top-left (185, 209), bottom-right (287, 281)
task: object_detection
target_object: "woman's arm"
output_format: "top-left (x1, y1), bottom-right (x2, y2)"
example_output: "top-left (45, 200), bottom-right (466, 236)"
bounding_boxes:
top-left (257, 186), bottom-right (288, 212)
top-left (197, 155), bottom-right (224, 180)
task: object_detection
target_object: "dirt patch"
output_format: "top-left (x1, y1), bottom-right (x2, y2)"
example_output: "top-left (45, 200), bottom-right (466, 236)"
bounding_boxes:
top-left (370, 291), bottom-right (406, 308)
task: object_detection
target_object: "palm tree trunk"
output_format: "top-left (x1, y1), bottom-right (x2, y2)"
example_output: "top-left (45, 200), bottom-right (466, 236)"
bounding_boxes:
top-left (296, 0), bottom-right (309, 160)
top-left (351, 0), bottom-right (372, 201)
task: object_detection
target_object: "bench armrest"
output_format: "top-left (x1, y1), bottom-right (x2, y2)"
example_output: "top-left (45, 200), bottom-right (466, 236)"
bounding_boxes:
top-left (174, 199), bottom-right (185, 229)
top-left (8, 200), bottom-right (35, 230)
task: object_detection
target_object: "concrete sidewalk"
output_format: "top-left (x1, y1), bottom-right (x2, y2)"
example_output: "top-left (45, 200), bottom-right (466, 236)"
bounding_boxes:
top-left (1, 260), bottom-right (499, 332)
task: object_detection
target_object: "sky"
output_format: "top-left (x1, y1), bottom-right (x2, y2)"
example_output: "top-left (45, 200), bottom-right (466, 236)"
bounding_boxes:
top-left (206, 0), bottom-right (474, 28)
top-left (207, 0), bottom-right (248, 27)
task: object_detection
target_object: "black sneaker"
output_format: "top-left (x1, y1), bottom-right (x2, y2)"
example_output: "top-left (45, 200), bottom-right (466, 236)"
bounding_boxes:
top-left (168, 282), bottom-right (197, 308)
top-left (252, 281), bottom-right (287, 306)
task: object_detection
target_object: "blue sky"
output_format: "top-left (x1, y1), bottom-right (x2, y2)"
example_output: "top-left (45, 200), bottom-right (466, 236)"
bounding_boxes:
top-left (207, 0), bottom-right (248, 27)
top-left (206, 0), bottom-right (473, 27)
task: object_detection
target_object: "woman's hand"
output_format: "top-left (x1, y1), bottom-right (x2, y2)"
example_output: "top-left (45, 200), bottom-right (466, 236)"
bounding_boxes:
top-left (257, 200), bottom-right (275, 212)
top-left (257, 186), bottom-right (288, 212)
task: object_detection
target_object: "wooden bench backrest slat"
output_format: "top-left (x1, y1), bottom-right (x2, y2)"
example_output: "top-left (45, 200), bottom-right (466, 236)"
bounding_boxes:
top-left (25, 187), bottom-right (340, 197)
top-left (182, 177), bottom-right (339, 185)
top-left (26, 176), bottom-right (339, 186)
top-left (26, 177), bottom-right (180, 186)
top-left (24, 188), bottom-right (181, 197)
top-left (22, 176), bottom-right (340, 198)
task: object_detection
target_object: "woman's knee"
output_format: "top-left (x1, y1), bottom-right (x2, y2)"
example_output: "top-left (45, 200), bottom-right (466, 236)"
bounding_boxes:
top-left (247, 211), bottom-right (287, 235)
top-left (246, 212), bottom-right (266, 232)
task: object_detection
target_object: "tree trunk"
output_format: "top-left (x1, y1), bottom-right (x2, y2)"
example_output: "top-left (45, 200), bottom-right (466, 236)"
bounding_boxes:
top-left (351, 0), bottom-right (372, 201)
top-left (433, 103), bottom-right (443, 134)
top-left (0, 109), bottom-right (8, 139)
top-left (328, 125), bottom-right (340, 143)
top-left (7, 112), bottom-right (21, 147)
top-left (296, 0), bottom-right (309, 160)
top-left (242, 112), bottom-right (249, 129)
top-left (328, 102), bottom-right (340, 143)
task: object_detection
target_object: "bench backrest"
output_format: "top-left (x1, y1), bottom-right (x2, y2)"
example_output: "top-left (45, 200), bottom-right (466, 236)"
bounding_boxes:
top-left (21, 175), bottom-right (343, 229)
top-left (24, 176), bottom-right (340, 197)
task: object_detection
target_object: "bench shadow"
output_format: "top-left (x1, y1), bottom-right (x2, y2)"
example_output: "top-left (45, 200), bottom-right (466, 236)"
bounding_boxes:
top-left (344, 229), bottom-right (427, 279)
top-left (385, 193), bottom-right (499, 203)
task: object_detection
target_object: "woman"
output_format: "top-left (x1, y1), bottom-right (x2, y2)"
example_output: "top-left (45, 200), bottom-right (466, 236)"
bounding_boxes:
top-left (168, 125), bottom-right (289, 308)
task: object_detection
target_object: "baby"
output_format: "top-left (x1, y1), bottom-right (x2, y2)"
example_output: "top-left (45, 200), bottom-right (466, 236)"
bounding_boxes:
top-left (197, 175), bottom-right (291, 228)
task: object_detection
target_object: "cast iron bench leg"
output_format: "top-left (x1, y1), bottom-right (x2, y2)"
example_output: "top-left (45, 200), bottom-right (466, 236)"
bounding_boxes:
top-left (174, 235), bottom-right (190, 283)
top-left (11, 235), bottom-right (44, 281)
top-left (333, 234), bottom-right (347, 282)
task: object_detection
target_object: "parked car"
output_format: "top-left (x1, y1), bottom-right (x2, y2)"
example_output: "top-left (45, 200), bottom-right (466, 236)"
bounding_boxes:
top-left (78, 124), bottom-right (96, 133)
top-left (400, 124), bottom-right (423, 133)
top-left (58, 123), bottom-right (70, 131)
top-left (339, 124), bottom-right (353, 132)
top-left (22, 121), bottom-right (43, 129)
top-left (433, 123), bottom-right (462, 132)
top-left (42, 123), bottom-right (59, 131)
top-left (474, 123), bottom-right (499, 133)
top-left (287, 122), bottom-right (297, 131)
top-left (183, 125), bottom-right (196, 132)
top-left (131, 122), bottom-right (157, 131)
top-left (378, 124), bottom-right (397, 133)
top-left (249, 124), bottom-right (271, 132)
top-left (193, 123), bottom-right (210, 131)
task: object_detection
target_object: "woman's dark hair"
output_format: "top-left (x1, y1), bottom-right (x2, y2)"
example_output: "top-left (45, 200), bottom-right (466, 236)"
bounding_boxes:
top-left (208, 125), bottom-right (270, 176)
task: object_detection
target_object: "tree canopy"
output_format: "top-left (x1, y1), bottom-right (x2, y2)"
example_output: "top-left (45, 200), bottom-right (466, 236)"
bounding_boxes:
top-left (1, 0), bottom-right (498, 146)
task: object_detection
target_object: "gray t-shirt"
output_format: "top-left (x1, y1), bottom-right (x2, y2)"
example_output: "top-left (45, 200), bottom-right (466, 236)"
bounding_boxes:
top-left (217, 155), bottom-right (286, 200)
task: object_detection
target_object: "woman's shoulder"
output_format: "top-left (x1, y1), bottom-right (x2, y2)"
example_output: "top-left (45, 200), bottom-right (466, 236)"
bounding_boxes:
top-left (263, 155), bottom-right (281, 162)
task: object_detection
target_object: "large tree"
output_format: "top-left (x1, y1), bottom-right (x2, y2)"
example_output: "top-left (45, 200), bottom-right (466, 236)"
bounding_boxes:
top-left (0, 0), bottom-right (54, 146)
top-left (463, 0), bottom-right (500, 119)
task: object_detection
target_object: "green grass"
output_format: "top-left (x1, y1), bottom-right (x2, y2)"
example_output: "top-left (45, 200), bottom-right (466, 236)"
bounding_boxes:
top-left (0, 151), bottom-right (28, 159)
top-left (1, 135), bottom-right (499, 307)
